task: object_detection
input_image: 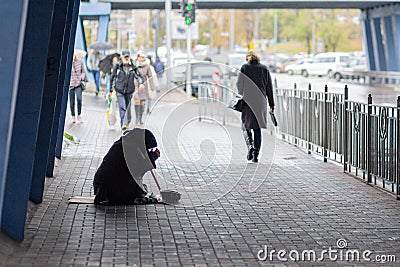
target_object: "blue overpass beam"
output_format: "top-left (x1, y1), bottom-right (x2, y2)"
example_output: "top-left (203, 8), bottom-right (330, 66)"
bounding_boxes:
top-left (1, 0), bottom-right (55, 241)
top-left (98, 15), bottom-right (110, 42)
top-left (363, 3), bottom-right (400, 72)
top-left (394, 15), bottom-right (400, 71)
top-left (74, 16), bottom-right (87, 52)
top-left (371, 17), bottom-right (387, 71)
top-left (361, 11), bottom-right (375, 71)
top-left (0, 0), bottom-right (28, 234)
top-left (55, 4), bottom-right (80, 160)
top-left (29, 0), bottom-right (70, 204)
top-left (383, 16), bottom-right (397, 71)
top-left (46, 0), bottom-right (80, 178)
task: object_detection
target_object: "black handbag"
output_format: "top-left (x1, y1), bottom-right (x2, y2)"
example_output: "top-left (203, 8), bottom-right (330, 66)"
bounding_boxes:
top-left (228, 95), bottom-right (243, 112)
top-left (80, 80), bottom-right (87, 91)
top-left (73, 63), bottom-right (87, 91)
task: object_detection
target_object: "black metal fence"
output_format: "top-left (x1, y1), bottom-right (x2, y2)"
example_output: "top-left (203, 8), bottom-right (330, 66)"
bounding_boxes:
top-left (197, 80), bottom-right (400, 198)
top-left (275, 84), bottom-right (400, 198)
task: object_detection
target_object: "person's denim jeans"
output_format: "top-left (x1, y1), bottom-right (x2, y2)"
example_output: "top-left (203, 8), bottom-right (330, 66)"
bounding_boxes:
top-left (69, 86), bottom-right (83, 116)
top-left (116, 92), bottom-right (133, 126)
top-left (105, 73), bottom-right (111, 95)
top-left (92, 70), bottom-right (101, 93)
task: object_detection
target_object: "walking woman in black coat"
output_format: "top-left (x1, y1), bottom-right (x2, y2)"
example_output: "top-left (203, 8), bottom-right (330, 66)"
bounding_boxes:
top-left (236, 51), bottom-right (275, 162)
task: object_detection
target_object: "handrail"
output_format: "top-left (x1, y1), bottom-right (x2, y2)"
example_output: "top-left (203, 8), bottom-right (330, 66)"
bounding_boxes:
top-left (197, 80), bottom-right (400, 198)
top-left (350, 70), bottom-right (400, 85)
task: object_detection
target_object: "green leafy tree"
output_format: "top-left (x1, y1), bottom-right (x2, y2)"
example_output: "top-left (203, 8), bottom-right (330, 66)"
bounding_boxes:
top-left (318, 11), bottom-right (355, 52)
top-left (281, 10), bottom-right (314, 54)
top-left (258, 10), bottom-right (274, 41)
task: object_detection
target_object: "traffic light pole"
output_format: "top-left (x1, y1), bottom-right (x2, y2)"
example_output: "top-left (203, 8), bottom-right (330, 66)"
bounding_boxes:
top-left (186, 24), bottom-right (192, 98)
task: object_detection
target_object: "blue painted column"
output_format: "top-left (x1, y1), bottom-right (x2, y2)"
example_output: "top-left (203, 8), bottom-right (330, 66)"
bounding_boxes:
top-left (361, 10), bottom-right (375, 71)
top-left (1, 0), bottom-right (55, 241)
top-left (393, 15), bottom-right (400, 71)
top-left (383, 16), bottom-right (396, 71)
top-left (45, 0), bottom-right (80, 178)
top-left (75, 16), bottom-right (89, 70)
top-left (0, 0), bottom-right (28, 230)
top-left (55, 1), bottom-right (80, 160)
top-left (29, 0), bottom-right (69, 204)
top-left (97, 15), bottom-right (110, 42)
top-left (75, 16), bottom-right (87, 51)
top-left (371, 17), bottom-right (387, 71)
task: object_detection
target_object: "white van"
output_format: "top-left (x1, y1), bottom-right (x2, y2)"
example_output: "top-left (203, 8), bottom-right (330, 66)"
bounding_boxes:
top-left (301, 52), bottom-right (350, 77)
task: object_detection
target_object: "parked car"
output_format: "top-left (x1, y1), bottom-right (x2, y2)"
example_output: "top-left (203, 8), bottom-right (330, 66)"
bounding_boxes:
top-left (184, 62), bottom-right (225, 97)
top-left (285, 59), bottom-right (312, 76)
top-left (333, 57), bottom-right (367, 81)
top-left (261, 53), bottom-right (280, 72)
top-left (275, 57), bottom-right (298, 73)
top-left (301, 52), bottom-right (350, 77)
top-left (170, 53), bottom-right (196, 84)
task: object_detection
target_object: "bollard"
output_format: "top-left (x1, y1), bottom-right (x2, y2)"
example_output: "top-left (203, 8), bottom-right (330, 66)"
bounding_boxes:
top-left (397, 96), bottom-right (400, 199)
top-left (274, 77), bottom-right (278, 89)
top-left (323, 85), bottom-right (328, 162)
top-left (367, 94), bottom-right (373, 184)
top-left (343, 85), bottom-right (349, 172)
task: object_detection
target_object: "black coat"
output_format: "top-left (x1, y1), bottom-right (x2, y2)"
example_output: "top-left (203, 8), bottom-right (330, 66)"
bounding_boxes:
top-left (93, 137), bottom-right (146, 204)
top-left (93, 129), bottom-right (158, 205)
top-left (110, 60), bottom-right (143, 94)
top-left (236, 60), bottom-right (274, 129)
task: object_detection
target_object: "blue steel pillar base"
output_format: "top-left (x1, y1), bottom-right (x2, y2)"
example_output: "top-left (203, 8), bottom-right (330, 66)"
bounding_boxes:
top-left (372, 18), bottom-right (387, 71)
top-left (1, 0), bottom-right (55, 241)
top-left (29, 0), bottom-right (70, 204)
top-left (46, 0), bottom-right (80, 178)
top-left (0, 0), bottom-right (29, 240)
top-left (55, 0), bottom-right (81, 160)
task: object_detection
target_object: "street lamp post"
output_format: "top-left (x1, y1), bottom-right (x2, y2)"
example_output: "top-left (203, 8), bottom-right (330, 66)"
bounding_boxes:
top-left (186, 24), bottom-right (192, 98)
top-left (165, 0), bottom-right (172, 89)
top-left (230, 9), bottom-right (234, 52)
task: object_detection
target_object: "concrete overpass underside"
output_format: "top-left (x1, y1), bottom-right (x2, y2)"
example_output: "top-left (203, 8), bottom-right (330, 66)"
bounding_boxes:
top-left (100, 0), bottom-right (397, 10)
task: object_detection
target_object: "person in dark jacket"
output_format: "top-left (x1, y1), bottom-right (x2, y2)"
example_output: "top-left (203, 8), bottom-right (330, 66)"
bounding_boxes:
top-left (110, 50), bottom-right (144, 130)
top-left (93, 128), bottom-right (160, 205)
top-left (154, 56), bottom-right (165, 91)
top-left (236, 51), bottom-right (275, 163)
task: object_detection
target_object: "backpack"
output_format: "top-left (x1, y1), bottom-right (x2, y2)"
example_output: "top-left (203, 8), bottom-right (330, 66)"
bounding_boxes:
top-left (154, 61), bottom-right (164, 73)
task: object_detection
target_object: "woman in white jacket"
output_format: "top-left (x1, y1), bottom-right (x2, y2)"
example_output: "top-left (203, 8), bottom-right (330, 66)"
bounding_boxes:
top-left (135, 52), bottom-right (158, 124)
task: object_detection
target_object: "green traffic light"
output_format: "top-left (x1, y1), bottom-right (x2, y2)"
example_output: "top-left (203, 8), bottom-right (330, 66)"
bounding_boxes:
top-left (187, 4), bottom-right (192, 10)
top-left (185, 17), bottom-right (191, 25)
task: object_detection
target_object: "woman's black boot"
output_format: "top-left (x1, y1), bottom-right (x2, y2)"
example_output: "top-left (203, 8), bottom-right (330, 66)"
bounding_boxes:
top-left (252, 149), bottom-right (259, 163)
top-left (252, 132), bottom-right (261, 163)
top-left (243, 130), bottom-right (254, 160)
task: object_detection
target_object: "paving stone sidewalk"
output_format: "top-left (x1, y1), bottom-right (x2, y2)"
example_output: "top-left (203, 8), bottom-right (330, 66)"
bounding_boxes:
top-left (1, 90), bottom-right (400, 266)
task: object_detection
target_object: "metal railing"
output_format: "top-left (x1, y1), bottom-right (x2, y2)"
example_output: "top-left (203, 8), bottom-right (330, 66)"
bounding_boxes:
top-left (197, 81), bottom-right (239, 126)
top-left (275, 84), bottom-right (400, 198)
top-left (350, 70), bottom-right (400, 85)
top-left (197, 80), bottom-right (400, 198)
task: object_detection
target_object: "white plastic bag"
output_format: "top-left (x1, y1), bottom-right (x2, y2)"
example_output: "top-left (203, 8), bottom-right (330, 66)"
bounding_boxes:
top-left (107, 91), bottom-right (117, 126)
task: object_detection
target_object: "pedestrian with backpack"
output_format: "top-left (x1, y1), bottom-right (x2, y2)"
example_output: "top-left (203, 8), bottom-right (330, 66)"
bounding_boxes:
top-left (154, 56), bottom-right (165, 91)
top-left (110, 50), bottom-right (144, 131)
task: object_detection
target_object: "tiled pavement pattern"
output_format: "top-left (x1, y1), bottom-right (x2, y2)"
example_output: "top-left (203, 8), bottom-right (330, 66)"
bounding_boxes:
top-left (1, 90), bottom-right (400, 266)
